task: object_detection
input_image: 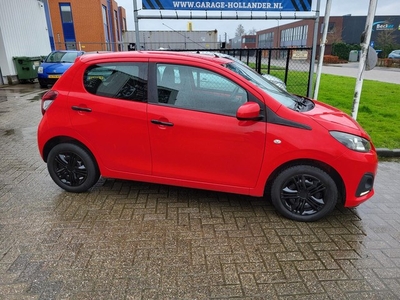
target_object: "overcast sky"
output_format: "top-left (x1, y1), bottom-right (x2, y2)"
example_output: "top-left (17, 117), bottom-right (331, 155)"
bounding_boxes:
top-left (117, 0), bottom-right (399, 40)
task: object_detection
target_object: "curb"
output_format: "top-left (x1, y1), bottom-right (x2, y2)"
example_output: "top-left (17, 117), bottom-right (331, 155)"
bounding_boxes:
top-left (376, 148), bottom-right (400, 158)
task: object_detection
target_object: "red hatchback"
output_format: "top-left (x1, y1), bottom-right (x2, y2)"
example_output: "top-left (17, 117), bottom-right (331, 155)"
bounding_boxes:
top-left (37, 51), bottom-right (378, 221)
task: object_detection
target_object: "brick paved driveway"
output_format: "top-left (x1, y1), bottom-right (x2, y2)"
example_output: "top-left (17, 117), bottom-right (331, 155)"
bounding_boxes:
top-left (1, 84), bottom-right (400, 299)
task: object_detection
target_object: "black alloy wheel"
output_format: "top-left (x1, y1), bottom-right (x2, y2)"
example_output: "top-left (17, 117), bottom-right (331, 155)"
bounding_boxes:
top-left (47, 143), bottom-right (99, 193)
top-left (271, 165), bottom-right (338, 222)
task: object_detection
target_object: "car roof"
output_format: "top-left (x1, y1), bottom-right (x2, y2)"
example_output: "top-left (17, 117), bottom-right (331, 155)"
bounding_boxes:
top-left (79, 51), bottom-right (233, 65)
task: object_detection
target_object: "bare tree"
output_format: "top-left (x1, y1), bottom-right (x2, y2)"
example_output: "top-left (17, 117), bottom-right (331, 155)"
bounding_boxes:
top-left (235, 24), bottom-right (245, 37)
top-left (376, 29), bottom-right (397, 57)
top-left (327, 26), bottom-right (343, 44)
top-left (247, 28), bottom-right (257, 35)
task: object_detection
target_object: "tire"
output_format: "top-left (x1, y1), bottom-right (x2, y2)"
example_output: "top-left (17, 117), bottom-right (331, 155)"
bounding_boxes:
top-left (270, 165), bottom-right (338, 222)
top-left (38, 79), bottom-right (47, 88)
top-left (47, 143), bottom-right (100, 193)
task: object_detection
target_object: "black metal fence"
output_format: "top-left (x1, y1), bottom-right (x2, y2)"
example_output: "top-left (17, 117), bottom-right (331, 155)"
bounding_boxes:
top-left (173, 47), bottom-right (313, 96)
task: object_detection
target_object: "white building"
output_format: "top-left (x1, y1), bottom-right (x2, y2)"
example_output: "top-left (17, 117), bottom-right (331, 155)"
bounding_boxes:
top-left (123, 30), bottom-right (219, 50)
top-left (0, 0), bottom-right (51, 85)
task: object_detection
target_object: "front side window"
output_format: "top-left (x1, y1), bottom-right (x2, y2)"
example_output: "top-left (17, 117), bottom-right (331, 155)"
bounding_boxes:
top-left (156, 64), bottom-right (247, 116)
top-left (84, 63), bottom-right (147, 102)
top-left (224, 61), bottom-right (302, 110)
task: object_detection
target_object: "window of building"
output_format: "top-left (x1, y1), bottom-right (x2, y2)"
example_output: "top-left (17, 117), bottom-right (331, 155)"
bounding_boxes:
top-left (328, 22), bottom-right (335, 33)
top-left (102, 5), bottom-right (110, 49)
top-left (114, 10), bottom-right (120, 41)
top-left (258, 32), bottom-right (274, 48)
top-left (321, 22), bottom-right (335, 33)
top-left (303, 25), bottom-right (308, 40)
top-left (60, 4), bottom-right (73, 23)
top-left (59, 3), bottom-right (76, 49)
top-left (244, 37), bottom-right (256, 43)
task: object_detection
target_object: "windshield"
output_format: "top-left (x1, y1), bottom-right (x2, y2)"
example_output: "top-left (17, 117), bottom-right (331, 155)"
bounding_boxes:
top-left (46, 52), bottom-right (80, 63)
top-left (224, 61), bottom-right (301, 109)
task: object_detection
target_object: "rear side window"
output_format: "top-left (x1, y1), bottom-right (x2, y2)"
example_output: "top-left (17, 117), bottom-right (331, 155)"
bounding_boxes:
top-left (84, 63), bottom-right (148, 102)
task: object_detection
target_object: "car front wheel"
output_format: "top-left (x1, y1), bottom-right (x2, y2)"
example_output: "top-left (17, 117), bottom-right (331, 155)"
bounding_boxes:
top-left (47, 143), bottom-right (100, 193)
top-left (270, 165), bottom-right (338, 222)
top-left (38, 79), bottom-right (47, 88)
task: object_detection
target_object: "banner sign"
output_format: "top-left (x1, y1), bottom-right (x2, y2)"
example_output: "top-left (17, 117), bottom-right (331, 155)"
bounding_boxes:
top-left (372, 21), bottom-right (396, 31)
top-left (142, 0), bottom-right (312, 12)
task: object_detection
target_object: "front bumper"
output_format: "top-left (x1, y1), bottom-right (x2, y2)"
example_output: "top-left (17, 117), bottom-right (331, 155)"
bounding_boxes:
top-left (38, 74), bottom-right (62, 86)
top-left (335, 150), bottom-right (378, 208)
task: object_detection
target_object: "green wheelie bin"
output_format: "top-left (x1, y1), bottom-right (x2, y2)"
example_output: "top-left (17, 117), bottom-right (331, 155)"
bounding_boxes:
top-left (13, 56), bottom-right (42, 83)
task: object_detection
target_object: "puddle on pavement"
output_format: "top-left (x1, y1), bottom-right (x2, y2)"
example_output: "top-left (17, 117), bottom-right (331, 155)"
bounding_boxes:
top-left (28, 91), bottom-right (46, 102)
top-left (0, 88), bottom-right (17, 93)
top-left (0, 85), bottom-right (38, 94)
top-left (21, 89), bottom-right (36, 94)
top-left (1, 127), bottom-right (37, 139)
top-left (4, 129), bottom-right (15, 136)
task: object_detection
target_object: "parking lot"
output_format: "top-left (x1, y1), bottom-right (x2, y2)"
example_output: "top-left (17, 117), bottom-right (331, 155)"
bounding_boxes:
top-left (1, 82), bottom-right (400, 299)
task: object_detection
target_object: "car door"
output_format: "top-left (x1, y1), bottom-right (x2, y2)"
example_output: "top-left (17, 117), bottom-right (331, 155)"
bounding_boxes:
top-left (68, 61), bottom-right (152, 175)
top-left (147, 62), bottom-right (266, 188)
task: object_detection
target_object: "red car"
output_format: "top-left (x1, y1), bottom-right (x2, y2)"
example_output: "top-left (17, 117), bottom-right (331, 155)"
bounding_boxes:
top-left (37, 51), bottom-right (378, 221)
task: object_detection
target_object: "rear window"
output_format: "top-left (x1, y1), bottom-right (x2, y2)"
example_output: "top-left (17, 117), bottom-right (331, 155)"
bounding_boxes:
top-left (83, 63), bottom-right (148, 102)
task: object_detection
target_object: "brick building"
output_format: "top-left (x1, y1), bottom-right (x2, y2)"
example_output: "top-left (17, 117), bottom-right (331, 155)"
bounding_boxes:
top-left (44, 0), bottom-right (127, 52)
top-left (256, 15), bottom-right (399, 57)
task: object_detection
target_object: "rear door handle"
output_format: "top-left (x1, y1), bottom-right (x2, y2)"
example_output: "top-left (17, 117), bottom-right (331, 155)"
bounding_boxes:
top-left (151, 119), bottom-right (174, 127)
top-left (71, 106), bottom-right (92, 112)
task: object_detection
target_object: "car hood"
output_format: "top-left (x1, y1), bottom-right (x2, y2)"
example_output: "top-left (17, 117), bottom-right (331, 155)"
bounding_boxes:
top-left (306, 100), bottom-right (370, 137)
top-left (42, 63), bottom-right (72, 74)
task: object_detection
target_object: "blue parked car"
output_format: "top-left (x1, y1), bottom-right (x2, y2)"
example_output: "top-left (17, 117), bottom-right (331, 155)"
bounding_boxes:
top-left (388, 50), bottom-right (400, 59)
top-left (38, 50), bottom-right (84, 88)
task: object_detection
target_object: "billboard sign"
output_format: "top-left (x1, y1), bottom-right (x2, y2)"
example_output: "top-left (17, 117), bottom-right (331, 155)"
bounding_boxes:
top-left (372, 21), bottom-right (397, 31)
top-left (142, 0), bottom-right (312, 12)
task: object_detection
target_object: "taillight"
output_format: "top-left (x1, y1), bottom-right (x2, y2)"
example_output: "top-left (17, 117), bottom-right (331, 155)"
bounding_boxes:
top-left (41, 90), bottom-right (58, 115)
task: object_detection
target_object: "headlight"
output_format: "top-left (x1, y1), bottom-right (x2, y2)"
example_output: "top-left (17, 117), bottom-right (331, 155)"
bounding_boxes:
top-left (330, 131), bottom-right (371, 152)
top-left (38, 67), bottom-right (43, 74)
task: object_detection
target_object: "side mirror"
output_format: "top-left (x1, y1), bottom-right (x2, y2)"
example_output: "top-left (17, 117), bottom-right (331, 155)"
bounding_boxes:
top-left (236, 102), bottom-right (261, 120)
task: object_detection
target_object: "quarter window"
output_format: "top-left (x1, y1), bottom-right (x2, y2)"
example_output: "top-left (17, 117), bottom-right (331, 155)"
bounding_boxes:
top-left (156, 64), bottom-right (247, 116)
top-left (84, 63), bottom-right (148, 102)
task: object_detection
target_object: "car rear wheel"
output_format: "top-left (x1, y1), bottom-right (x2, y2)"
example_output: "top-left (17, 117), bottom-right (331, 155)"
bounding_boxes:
top-left (270, 165), bottom-right (338, 222)
top-left (47, 143), bottom-right (99, 193)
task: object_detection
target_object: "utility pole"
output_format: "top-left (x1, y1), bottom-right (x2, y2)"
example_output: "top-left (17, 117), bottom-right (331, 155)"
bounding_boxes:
top-left (314, 0), bottom-right (332, 99)
top-left (351, 0), bottom-right (378, 120)
top-left (133, 0), bottom-right (140, 50)
top-left (308, 0), bottom-right (321, 98)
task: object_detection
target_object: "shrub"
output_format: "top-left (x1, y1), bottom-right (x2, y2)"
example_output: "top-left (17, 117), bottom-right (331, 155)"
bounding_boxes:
top-left (323, 55), bottom-right (339, 64)
top-left (332, 42), bottom-right (361, 60)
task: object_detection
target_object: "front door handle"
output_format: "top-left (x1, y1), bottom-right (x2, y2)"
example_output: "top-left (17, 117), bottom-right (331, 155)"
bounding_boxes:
top-left (72, 106), bottom-right (92, 112)
top-left (151, 119), bottom-right (174, 127)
